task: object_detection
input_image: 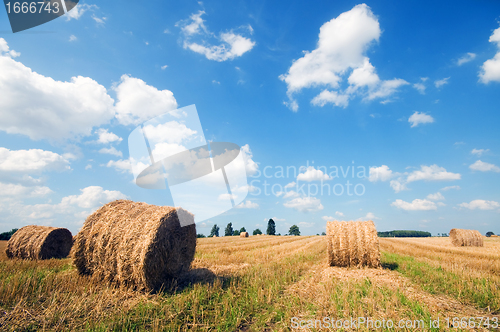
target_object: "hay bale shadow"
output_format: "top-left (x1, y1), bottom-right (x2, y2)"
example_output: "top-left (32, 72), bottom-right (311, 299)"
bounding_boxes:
top-left (158, 268), bottom-right (237, 294)
top-left (381, 262), bottom-right (399, 270)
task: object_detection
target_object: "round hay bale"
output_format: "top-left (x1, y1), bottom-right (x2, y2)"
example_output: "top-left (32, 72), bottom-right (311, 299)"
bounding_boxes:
top-left (72, 200), bottom-right (196, 291)
top-left (449, 228), bottom-right (483, 247)
top-left (6, 225), bottom-right (73, 260)
top-left (239, 231), bottom-right (249, 238)
top-left (326, 220), bottom-right (380, 268)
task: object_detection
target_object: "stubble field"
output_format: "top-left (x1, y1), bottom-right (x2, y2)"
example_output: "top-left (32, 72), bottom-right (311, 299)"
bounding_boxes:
top-left (0, 236), bottom-right (499, 331)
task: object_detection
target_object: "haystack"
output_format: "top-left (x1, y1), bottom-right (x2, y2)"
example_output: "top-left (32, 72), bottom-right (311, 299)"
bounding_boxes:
top-left (240, 231), bottom-right (249, 237)
top-left (72, 200), bottom-right (196, 291)
top-left (6, 225), bottom-right (73, 260)
top-left (449, 228), bottom-right (483, 247)
top-left (326, 220), bottom-right (380, 268)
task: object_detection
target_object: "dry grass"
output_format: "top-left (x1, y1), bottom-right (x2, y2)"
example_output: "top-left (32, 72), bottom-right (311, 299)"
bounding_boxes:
top-left (6, 225), bottom-right (72, 260)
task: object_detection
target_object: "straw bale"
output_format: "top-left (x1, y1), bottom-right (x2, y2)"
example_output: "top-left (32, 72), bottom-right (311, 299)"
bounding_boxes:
top-left (449, 228), bottom-right (483, 247)
top-left (6, 225), bottom-right (72, 260)
top-left (326, 220), bottom-right (380, 268)
top-left (240, 231), bottom-right (249, 238)
top-left (72, 200), bottom-right (196, 291)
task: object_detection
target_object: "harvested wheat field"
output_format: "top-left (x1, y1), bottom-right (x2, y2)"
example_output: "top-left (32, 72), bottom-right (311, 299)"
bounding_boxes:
top-left (1, 236), bottom-right (500, 331)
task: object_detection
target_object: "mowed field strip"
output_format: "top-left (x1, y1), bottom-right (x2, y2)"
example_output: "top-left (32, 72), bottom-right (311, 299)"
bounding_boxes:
top-left (1, 236), bottom-right (499, 331)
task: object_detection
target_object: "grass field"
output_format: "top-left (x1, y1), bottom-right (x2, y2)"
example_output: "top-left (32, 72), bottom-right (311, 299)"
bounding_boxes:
top-left (1, 236), bottom-right (500, 331)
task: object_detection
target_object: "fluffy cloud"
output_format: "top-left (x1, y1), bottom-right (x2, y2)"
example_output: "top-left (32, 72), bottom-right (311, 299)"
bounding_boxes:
top-left (297, 166), bottom-right (332, 182)
top-left (0, 148), bottom-right (70, 172)
top-left (427, 192), bottom-right (445, 201)
top-left (391, 199), bottom-right (437, 211)
top-left (413, 82), bottom-right (426, 94)
top-left (0, 182), bottom-right (52, 197)
top-left (59, 186), bottom-right (126, 209)
top-left (441, 185), bottom-right (460, 191)
top-left (471, 148), bottom-right (489, 156)
top-left (241, 144), bottom-right (259, 176)
top-left (96, 128), bottom-right (122, 144)
top-left (285, 182), bottom-right (296, 189)
top-left (279, 4), bottom-right (408, 111)
top-left (236, 200), bottom-right (259, 209)
top-left (369, 165), bottom-right (394, 182)
top-left (356, 212), bottom-right (379, 220)
top-left (389, 179), bottom-right (408, 193)
top-left (113, 75), bottom-right (178, 126)
top-left (469, 160), bottom-right (500, 172)
top-left (99, 147), bottom-right (123, 157)
top-left (65, 4), bottom-right (98, 20)
top-left (284, 196), bottom-right (324, 212)
top-left (479, 26), bottom-right (500, 84)
top-left (106, 159), bottom-right (133, 173)
top-left (434, 77), bottom-right (450, 88)
top-left (322, 216), bottom-right (335, 221)
top-left (459, 199), bottom-right (500, 210)
top-left (408, 111), bottom-right (434, 128)
top-left (457, 52), bottom-right (476, 66)
top-left (177, 11), bottom-right (255, 62)
top-left (0, 40), bottom-right (115, 140)
top-left (406, 165), bottom-right (460, 182)
top-left (0, 38), bottom-right (20, 58)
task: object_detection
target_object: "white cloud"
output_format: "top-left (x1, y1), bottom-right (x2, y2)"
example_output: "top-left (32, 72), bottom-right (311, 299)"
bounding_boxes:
top-left (0, 42), bottom-right (115, 140)
top-left (335, 211), bottom-right (344, 217)
top-left (69, 35), bottom-right (77, 42)
top-left (92, 15), bottom-right (107, 25)
top-left (441, 185), bottom-right (460, 191)
top-left (0, 182), bottom-right (52, 197)
top-left (391, 199), bottom-right (437, 211)
top-left (479, 26), bottom-right (500, 84)
top-left (356, 212), bottom-right (379, 220)
top-left (469, 160), bottom-right (500, 172)
top-left (218, 193), bottom-right (237, 201)
top-left (99, 147), bottom-right (123, 157)
top-left (283, 190), bottom-right (300, 198)
top-left (85, 164), bottom-right (92, 170)
top-left (389, 179), bottom-right (408, 193)
top-left (369, 165), bottom-right (393, 182)
top-left (408, 111), bottom-right (434, 127)
top-left (284, 196), bottom-right (324, 212)
top-left (65, 4), bottom-right (97, 20)
top-left (279, 4), bottom-right (407, 111)
top-left (60, 186), bottom-right (126, 209)
top-left (177, 11), bottom-right (255, 62)
top-left (322, 216), bottom-right (335, 221)
top-left (113, 74), bottom-right (178, 126)
top-left (236, 200), bottom-right (259, 209)
top-left (413, 82), bottom-right (426, 94)
top-left (0, 38), bottom-right (20, 58)
top-left (459, 199), bottom-right (500, 210)
top-left (297, 166), bottom-right (332, 182)
top-left (298, 221), bottom-right (315, 228)
top-left (457, 52), bottom-right (476, 66)
top-left (106, 159), bottom-right (132, 173)
top-left (285, 182), bottom-right (296, 189)
top-left (0, 148), bottom-right (71, 172)
top-left (241, 144), bottom-right (258, 176)
top-left (161, 65), bottom-right (168, 70)
top-left (471, 148), bottom-right (489, 156)
top-left (96, 128), bottom-right (122, 144)
top-left (427, 192), bottom-right (445, 201)
top-left (407, 165), bottom-right (461, 182)
top-left (434, 77), bottom-right (450, 88)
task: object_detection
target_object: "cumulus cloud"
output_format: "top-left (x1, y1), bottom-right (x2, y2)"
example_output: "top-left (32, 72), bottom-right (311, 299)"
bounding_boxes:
top-left (369, 165), bottom-right (394, 182)
top-left (0, 38), bottom-right (20, 58)
top-left (459, 199), bottom-right (500, 210)
top-left (69, 35), bottom-right (77, 42)
top-left (99, 147), bottom-right (123, 157)
top-left (113, 74), bottom-right (178, 126)
top-left (391, 199), bottom-right (437, 211)
top-left (0, 148), bottom-right (71, 172)
top-left (322, 216), bottom-right (335, 221)
top-left (479, 26), bottom-right (500, 84)
top-left (413, 82), bottom-right (426, 94)
top-left (279, 4), bottom-right (408, 111)
top-left (406, 165), bottom-right (461, 182)
top-left (65, 4), bottom-right (98, 20)
top-left (389, 179), bottom-right (408, 193)
top-left (285, 182), bottom-right (296, 189)
top-left (241, 144), bottom-right (258, 176)
top-left (0, 40), bottom-right (115, 140)
top-left (469, 160), bottom-right (500, 172)
top-left (236, 200), bottom-right (259, 209)
top-left (457, 52), bottom-right (476, 66)
top-left (356, 212), bottom-right (379, 220)
top-left (106, 159), bottom-right (132, 173)
top-left (177, 11), bottom-right (255, 62)
top-left (408, 111), bottom-right (434, 128)
top-left (427, 192), bottom-right (445, 201)
top-left (0, 182), bottom-right (52, 197)
top-left (297, 166), bottom-right (332, 182)
top-left (284, 196), bottom-right (324, 212)
top-left (434, 77), bottom-right (450, 88)
top-left (471, 148), bottom-right (489, 156)
top-left (441, 185), bottom-right (460, 191)
top-left (96, 128), bottom-right (122, 144)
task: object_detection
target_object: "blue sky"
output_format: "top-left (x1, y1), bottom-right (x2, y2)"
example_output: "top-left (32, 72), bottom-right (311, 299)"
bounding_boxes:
top-left (1, 0), bottom-right (499, 236)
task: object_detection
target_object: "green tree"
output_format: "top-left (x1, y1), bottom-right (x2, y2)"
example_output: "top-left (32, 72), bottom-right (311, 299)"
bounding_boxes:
top-left (266, 219), bottom-right (276, 235)
top-left (196, 234), bottom-right (206, 238)
top-left (253, 228), bottom-right (262, 235)
top-left (288, 225), bottom-right (300, 236)
top-left (486, 231), bottom-right (495, 237)
top-left (0, 228), bottom-right (18, 241)
top-left (233, 229), bottom-right (240, 236)
top-left (224, 223), bottom-right (233, 236)
top-left (240, 227), bottom-right (246, 233)
top-left (321, 232), bottom-right (326, 236)
top-left (209, 224), bottom-right (220, 237)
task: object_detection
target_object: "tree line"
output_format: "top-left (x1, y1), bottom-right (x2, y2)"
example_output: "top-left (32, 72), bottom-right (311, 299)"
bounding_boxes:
top-left (197, 219), bottom-right (301, 237)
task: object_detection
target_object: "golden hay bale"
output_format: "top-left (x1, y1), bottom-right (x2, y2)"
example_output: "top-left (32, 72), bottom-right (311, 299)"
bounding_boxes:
top-left (240, 231), bottom-right (249, 237)
top-left (72, 200), bottom-right (196, 291)
top-left (326, 220), bottom-right (380, 268)
top-left (6, 225), bottom-right (73, 260)
top-left (449, 228), bottom-right (483, 247)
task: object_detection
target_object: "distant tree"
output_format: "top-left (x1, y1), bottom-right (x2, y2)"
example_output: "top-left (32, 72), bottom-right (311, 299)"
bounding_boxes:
top-left (233, 229), bottom-right (240, 236)
top-left (240, 227), bottom-right (246, 233)
top-left (210, 224), bottom-right (220, 237)
top-left (486, 231), bottom-right (495, 237)
top-left (0, 228), bottom-right (18, 241)
top-left (321, 232), bottom-right (326, 236)
top-left (442, 233), bottom-right (448, 237)
top-left (253, 228), bottom-right (262, 235)
top-left (224, 223), bottom-right (233, 236)
top-left (196, 234), bottom-right (206, 238)
top-left (266, 219), bottom-right (276, 235)
top-left (288, 225), bottom-right (300, 236)
top-left (277, 233), bottom-right (281, 236)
